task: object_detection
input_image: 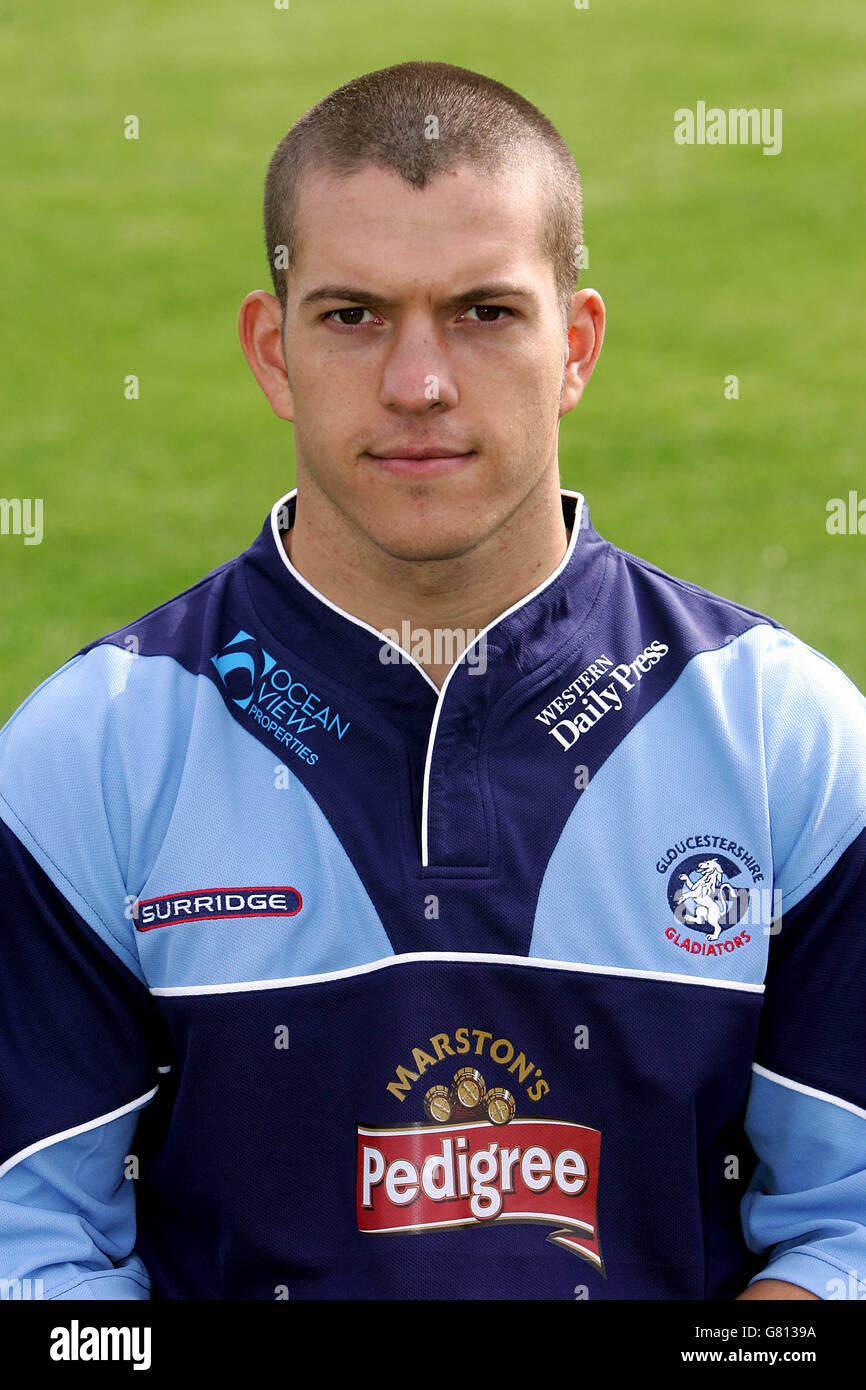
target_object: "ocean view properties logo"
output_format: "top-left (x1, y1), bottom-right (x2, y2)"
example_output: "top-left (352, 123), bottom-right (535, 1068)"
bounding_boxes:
top-left (211, 629), bottom-right (350, 766)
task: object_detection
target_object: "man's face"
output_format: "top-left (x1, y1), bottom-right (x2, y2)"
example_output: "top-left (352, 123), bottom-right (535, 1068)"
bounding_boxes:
top-left (278, 161), bottom-right (581, 562)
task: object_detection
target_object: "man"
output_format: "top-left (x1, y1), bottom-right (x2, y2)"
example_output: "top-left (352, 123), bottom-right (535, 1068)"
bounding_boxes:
top-left (1, 61), bottom-right (864, 1301)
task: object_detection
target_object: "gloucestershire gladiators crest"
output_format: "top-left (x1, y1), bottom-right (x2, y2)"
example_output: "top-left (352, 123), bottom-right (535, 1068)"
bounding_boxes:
top-left (656, 835), bottom-right (766, 957)
top-left (671, 856), bottom-right (744, 939)
top-left (356, 1029), bottom-right (604, 1272)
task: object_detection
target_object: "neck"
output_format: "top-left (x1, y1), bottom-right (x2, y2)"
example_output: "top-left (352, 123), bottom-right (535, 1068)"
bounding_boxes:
top-left (283, 471), bottom-right (570, 687)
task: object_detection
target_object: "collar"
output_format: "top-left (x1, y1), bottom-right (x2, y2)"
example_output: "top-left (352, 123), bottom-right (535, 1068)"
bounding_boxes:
top-left (241, 485), bottom-right (613, 713)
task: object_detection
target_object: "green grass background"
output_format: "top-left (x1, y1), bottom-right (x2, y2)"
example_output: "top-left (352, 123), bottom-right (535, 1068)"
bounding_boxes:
top-left (1, 0), bottom-right (864, 718)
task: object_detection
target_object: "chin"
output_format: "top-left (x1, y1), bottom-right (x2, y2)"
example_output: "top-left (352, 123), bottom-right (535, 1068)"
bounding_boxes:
top-left (371, 522), bottom-right (485, 564)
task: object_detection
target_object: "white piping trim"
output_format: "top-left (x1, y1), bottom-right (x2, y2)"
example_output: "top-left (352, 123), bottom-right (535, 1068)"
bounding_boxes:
top-left (150, 949), bottom-right (764, 997)
top-left (0, 1085), bottom-right (159, 1181)
top-left (751, 1063), bottom-right (866, 1121)
top-left (420, 489), bottom-right (584, 865)
top-left (269, 488), bottom-right (440, 694)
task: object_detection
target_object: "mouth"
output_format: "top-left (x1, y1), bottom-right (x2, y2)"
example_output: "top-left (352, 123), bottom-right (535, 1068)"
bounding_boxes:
top-left (362, 448), bottom-right (477, 477)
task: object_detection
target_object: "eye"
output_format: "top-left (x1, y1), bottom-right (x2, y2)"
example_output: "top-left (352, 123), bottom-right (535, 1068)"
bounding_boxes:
top-left (324, 307), bottom-right (380, 328)
top-left (461, 305), bottom-right (513, 323)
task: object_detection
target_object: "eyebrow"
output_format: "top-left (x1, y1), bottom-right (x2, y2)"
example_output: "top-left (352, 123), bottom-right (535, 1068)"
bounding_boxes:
top-left (300, 283), bottom-right (537, 310)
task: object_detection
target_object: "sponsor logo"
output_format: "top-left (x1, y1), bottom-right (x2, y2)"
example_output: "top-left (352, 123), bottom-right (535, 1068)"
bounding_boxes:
top-left (656, 837), bottom-right (766, 956)
top-left (356, 1029), bottom-right (604, 1272)
top-left (386, 1026), bottom-right (550, 1106)
top-left (534, 641), bottom-right (669, 749)
top-left (210, 629), bottom-right (351, 766)
top-left (133, 886), bottom-right (302, 931)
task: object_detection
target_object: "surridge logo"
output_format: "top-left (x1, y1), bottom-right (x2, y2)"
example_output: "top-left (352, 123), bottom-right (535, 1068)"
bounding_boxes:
top-left (133, 885), bottom-right (302, 932)
top-left (210, 629), bottom-right (350, 767)
top-left (356, 1028), bottom-right (604, 1272)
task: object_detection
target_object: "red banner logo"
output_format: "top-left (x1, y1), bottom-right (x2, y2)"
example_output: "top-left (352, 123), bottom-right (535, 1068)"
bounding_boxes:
top-left (356, 1117), bottom-right (603, 1270)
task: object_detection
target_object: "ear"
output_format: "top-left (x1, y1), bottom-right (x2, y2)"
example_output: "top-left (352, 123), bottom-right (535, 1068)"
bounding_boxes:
top-left (238, 290), bottom-right (295, 422)
top-left (558, 288), bottom-right (605, 417)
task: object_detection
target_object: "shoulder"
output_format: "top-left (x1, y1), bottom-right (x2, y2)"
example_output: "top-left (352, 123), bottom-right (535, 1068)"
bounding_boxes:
top-left (610, 540), bottom-right (788, 643)
top-left (1, 552), bottom-right (242, 753)
top-left (606, 536), bottom-right (866, 799)
top-left (750, 627), bottom-right (866, 904)
top-left (0, 551), bottom-right (249, 870)
top-left (609, 539), bottom-right (864, 711)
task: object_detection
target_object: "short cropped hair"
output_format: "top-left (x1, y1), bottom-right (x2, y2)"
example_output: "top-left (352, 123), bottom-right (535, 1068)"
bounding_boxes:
top-left (263, 61), bottom-right (583, 317)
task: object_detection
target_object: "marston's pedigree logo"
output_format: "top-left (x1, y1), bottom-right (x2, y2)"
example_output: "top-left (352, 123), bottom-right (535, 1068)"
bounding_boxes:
top-left (356, 1031), bottom-right (604, 1272)
top-left (210, 629), bottom-right (350, 768)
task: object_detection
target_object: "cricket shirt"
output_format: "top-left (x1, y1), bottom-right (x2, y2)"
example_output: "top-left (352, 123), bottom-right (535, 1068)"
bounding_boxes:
top-left (2, 487), bottom-right (865, 1300)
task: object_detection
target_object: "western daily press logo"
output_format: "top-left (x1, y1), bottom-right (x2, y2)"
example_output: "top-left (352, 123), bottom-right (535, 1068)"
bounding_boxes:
top-left (533, 641), bottom-right (669, 747)
top-left (211, 629), bottom-right (350, 767)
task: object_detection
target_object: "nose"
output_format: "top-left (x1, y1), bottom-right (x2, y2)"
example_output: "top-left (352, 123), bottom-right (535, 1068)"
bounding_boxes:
top-left (378, 313), bottom-right (458, 413)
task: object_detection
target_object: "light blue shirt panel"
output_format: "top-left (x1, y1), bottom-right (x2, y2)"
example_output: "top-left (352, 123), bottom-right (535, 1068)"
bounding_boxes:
top-left (0, 1104), bottom-right (153, 1300)
top-left (0, 647), bottom-right (192, 981)
top-left (0, 645), bottom-right (393, 989)
top-left (742, 1068), bottom-right (866, 1298)
top-left (757, 629), bottom-right (866, 912)
top-left (532, 627), bottom-right (776, 981)
top-left (532, 625), bottom-right (866, 983)
top-left (122, 669), bottom-right (394, 988)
